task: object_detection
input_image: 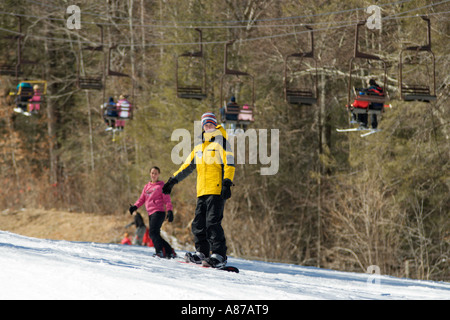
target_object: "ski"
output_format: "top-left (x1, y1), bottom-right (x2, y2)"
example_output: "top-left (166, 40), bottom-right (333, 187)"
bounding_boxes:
top-left (13, 108), bottom-right (31, 117)
top-left (360, 129), bottom-right (381, 137)
top-left (336, 127), bottom-right (371, 132)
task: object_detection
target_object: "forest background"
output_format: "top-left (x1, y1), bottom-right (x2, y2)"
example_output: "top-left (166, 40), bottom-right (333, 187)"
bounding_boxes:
top-left (0, 0), bottom-right (448, 281)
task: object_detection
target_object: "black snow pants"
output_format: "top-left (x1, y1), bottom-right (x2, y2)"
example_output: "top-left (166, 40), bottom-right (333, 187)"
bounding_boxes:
top-left (192, 195), bottom-right (227, 258)
top-left (148, 211), bottom-right (174, 255)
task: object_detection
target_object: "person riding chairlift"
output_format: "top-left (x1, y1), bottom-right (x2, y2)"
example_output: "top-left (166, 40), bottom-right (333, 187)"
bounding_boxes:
top-left (350, 79), bottom-right (384, 130)
top-left (29, 85), bottom-right (42, 114)
top-left (237, 103), bottom-right (254, 131)
top-left (365, 79), bottom-right (384, 129)
top-left (220, 96), bottom-right (239, 130)
top-left (102, 97), bottom-right (118, 131)
top-left (115, 94), bottom-right (132, 131)
top-left (14, 81), bottom-right (33, 114)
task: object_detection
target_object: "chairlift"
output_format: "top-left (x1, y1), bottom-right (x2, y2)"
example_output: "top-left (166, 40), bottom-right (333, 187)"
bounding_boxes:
top-left (284, 26), bottom-right (318, 106)
top-left (101, 45), bottom-right (135, 129)
top-left (399, 16), bottom-right (436, 102)
top-left (77, 25), bottom-right (104, 90)
top-left (338, 21), bottom-right (389, 136)
top-left (176, 29), bottom-right (207, 100)
top-left (1, 17), bottom-right (47, 116)
top-left (347, 21), bottom-right (388, 117)
top-left (9, 80), bottom-right (47, 116)
top-left (219, 40), bottom-right (255, 129)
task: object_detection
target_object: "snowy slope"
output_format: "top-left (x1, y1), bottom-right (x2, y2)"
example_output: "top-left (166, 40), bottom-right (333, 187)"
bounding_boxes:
top-left (0, 231), bottom-right (449, 300)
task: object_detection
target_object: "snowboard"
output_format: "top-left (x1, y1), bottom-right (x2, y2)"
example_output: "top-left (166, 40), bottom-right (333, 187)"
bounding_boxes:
top-left (180, 260), bottom-right (239, 273)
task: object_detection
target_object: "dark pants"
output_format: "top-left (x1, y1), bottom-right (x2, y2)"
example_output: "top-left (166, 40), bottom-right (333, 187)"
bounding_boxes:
top-left (357, 113), bottom-right (368, 127)
top-left (369, 104), bottom-right (383, 129)
top-left (192, 195), bottom-right (227, 258)
top-left (17, 96), bottom-right (30, 111)
top-left (148, 211), bottom-right (173, 255)
top-left (357, 113), bottom-right (378, 129)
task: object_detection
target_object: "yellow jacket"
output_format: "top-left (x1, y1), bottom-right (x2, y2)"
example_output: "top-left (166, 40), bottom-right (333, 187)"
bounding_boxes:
top-left (173, 125), bottom-right (235, 197)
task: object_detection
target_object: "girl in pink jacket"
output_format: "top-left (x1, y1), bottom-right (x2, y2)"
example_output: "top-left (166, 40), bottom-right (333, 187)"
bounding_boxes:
top-left (129, 166), bottom-right (176, 258)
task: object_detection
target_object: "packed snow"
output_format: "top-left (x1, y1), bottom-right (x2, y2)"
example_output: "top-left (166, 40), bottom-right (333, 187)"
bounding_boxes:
top-left (0, 231), bottom-right (448, 300)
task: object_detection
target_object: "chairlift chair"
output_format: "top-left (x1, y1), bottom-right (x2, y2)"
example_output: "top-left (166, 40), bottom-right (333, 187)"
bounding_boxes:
top-left (284, 26), bottom-right (318, 106)
top-left (77, 25), bottom-right (104, 90)
top-left (102, 45), bottom-right (135, 123)
top-left (220, 40), bottom-right (255, 127)
top-left (176, 29), bottom-right (207, 100)
top-left (347, 21), bottom-right (388, 117)
top-left (337, 20), bottom-right (389, 135)
top-left (399, 16), bottom-right (436, 102)
top-left (9, 80), bottom-right (47, 116)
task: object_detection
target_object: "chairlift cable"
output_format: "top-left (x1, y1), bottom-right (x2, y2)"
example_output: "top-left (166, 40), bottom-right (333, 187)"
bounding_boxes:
top-left (0, 3), bottom-right (448, 49)
top-left (22, 0), bottom-right (416, 26)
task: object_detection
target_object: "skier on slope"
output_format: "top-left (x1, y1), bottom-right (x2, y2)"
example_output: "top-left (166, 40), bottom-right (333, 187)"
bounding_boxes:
top-left (162, 112), bottom-right (235, 268)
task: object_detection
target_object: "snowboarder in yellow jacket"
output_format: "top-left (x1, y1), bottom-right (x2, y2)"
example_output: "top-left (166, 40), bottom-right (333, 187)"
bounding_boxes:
top-left (163, 112), bottom-right (235, 268)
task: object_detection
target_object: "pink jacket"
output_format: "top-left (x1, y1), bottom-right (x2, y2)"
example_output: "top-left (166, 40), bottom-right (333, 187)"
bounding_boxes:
top-left (134, 180), bottom-right (173, 215)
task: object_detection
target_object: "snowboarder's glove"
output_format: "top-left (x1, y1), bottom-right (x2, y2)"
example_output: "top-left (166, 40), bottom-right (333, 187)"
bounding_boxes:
top-left (166, 210), bottom-right (174, 223)
top-left (129, 205), bottom-right (137, 215)
top-left (162, 177), bottom-right (178, 195)
top-left (221, 179), bottom-right (233, 200)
